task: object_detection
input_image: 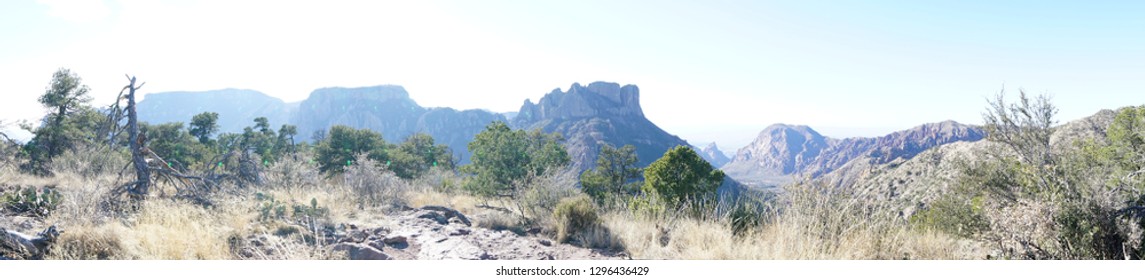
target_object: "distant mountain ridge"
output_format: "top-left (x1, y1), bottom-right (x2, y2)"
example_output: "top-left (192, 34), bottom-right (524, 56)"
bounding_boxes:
top-left (817, 109), bottom-right (1116, 218)
top-left (697, 143), bottom-right (731, 168)
top-left (290, 85), bottom-right (507, 164)
top-left (137, 89), bottom-right (296, 134)
top-left (138, 86), bottom-right (506, 164)
top-left (722, 120), bottom-right (985, 187)
top-left (136, 82), bottom-right (713, 169)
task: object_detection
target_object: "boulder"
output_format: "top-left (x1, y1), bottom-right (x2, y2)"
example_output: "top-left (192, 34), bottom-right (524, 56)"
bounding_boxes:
top-left (331, 242), bottom-right (390, 260)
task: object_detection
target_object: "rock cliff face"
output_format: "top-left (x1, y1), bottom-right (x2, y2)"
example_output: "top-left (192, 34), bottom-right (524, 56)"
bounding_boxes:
top-left (511, 82), bottom-right (691, 171)
top-left (292, 86), bottom-right (506, 164)
top-left (722, 121), bottom-right (985, 188)
top-left (293, 86), bottom-right (424, 139)
top-left (514, 82), bottom-right (643, 124)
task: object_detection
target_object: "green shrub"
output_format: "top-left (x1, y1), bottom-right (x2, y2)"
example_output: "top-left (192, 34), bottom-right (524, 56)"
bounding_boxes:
top-left (552, 195), bottom-right (600, 244)
top-left (2, 186), bottom-right (62, 217)
top-left (314, 125), bottom-right (389, 174)
top-left (1054, 202), bottom-right (1125, 259)
top-left (909, 194), bottom-right (988, 238)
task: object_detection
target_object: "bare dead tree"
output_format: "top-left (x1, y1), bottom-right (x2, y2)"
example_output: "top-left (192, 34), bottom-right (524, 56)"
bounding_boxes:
top-left (99, 84), bottom-right (129, 147)
top-left (109, 75), bottom-right (218, 201)
top-left (124, 75), bottom-right (150, 197)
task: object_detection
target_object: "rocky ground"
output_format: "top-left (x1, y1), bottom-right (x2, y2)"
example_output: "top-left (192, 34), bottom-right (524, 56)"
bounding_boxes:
top-left (232, 205), bottom-right (623, 260)
top-left (3, 198), bottom-right (624, 260)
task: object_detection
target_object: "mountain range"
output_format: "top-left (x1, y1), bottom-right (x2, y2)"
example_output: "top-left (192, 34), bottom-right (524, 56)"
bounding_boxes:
top-left (721, 121), bottom-right (986, 188)
top-left (816, 109), bottom-right (1116, 217)
top-left (137, 89), bottom-right (297, 134)
top-left (139, 86), bottom-right (506, 164)
top-left (137, 82), bottom-right (711, 171)
top-left (138, 81), bottom-right (1013, 201)
top-left (290, 85), bottom-right (506, 164)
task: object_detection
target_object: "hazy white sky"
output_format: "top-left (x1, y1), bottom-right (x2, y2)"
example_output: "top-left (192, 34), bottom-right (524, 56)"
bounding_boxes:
top-left (2, 0), bottom-right (1143, 151)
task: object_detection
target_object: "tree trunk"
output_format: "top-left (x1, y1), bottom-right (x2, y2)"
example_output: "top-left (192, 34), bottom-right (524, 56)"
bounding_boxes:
top-left (125, 76), bottom-right (149, 197)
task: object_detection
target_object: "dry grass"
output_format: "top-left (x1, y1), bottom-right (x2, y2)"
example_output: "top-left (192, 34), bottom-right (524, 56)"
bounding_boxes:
top-left (598, 181), bottom-right (984, 260)
top-left (601, 208), bottom-right (979, 260)
top-left (3, 144), bottom-right (985, 260)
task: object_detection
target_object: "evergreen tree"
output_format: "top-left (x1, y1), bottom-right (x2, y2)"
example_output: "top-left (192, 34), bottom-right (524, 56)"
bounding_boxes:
top-left (22, 68), bottom-right (96, 174)
top-left (314, 125), bottom-right (388, 174)
top-left (581, 144), bottom-right (642, 203)
top-left (640, 145), bottom-right (724, 209)
top-left (189, 112), bottom-right (219, 145)
top-left (462, 121), bottom-right (569, 198)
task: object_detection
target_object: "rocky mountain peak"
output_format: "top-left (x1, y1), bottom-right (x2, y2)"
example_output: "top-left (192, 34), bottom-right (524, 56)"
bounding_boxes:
top-left (698, 142), bottom-right (731, 168)
top-left (732, 123), bottom-right (832, 176)
top-left (516, 81), bottom-right (643, 123)
top-left (723, 121), bottom-right (985, 188)
top-left (510, 81), bottom-right (690, 173)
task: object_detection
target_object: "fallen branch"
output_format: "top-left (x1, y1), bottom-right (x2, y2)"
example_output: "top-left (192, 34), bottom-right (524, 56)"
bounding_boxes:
top-left (0, 225), bottom-right (60, 260)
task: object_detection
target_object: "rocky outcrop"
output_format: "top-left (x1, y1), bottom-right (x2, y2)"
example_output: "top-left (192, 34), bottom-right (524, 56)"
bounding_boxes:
top-left (379, 206), bottom-right (620, 260)
top-left (511, 82), bottom-right (691, 171)
top-left (723, 121), bottom-right (985, 188)
top-left (514, 82), bottom-right (643, 124)
top-left (234, 206), bottom-right (622, 260)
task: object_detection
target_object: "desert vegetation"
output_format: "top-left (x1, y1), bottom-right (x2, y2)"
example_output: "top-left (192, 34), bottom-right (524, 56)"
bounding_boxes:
top-left (912, 91), bottom-right (1145, 259)
top-left (4, 69), bottom-right (1143, 260)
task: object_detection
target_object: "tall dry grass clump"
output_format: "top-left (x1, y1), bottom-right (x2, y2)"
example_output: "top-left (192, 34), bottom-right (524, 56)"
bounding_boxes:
top-left (603, 181), bottom-right (981, 259)
top-left (48, 144), bottom-right (130, 179)
top-left (516, 167), bottom-right (581, 222)
top-left (25, 147), bottom-right (357, 259)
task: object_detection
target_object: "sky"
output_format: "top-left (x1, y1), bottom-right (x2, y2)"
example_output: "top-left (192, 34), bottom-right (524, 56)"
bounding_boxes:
top-left (2, 0), bottom-right (1143, 153)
